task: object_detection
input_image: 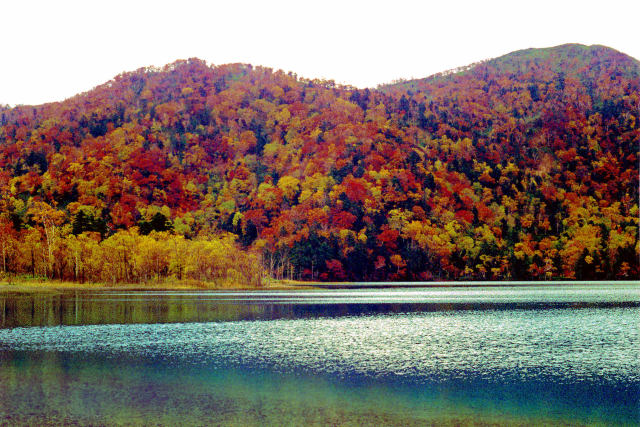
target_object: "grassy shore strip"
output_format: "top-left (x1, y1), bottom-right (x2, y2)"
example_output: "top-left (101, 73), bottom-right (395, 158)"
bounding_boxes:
top-left (286, 279), bottom-right (640, 288)
top-left (1, 278), bottom-right (638, 294)
top-left (0, 278), bottom-right (309, 294)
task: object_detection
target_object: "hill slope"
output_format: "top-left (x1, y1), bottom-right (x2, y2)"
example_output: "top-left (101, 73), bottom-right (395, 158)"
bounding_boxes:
top-left (0, 45), bottom-right (638, 282)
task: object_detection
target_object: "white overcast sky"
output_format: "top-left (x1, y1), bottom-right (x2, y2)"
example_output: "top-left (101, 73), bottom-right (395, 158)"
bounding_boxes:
top-left (1, 0), bottom-right (639, 106)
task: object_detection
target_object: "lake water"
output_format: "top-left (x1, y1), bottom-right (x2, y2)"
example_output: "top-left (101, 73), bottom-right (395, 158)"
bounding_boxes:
top-left (0, 284), bottom-right (639, 425)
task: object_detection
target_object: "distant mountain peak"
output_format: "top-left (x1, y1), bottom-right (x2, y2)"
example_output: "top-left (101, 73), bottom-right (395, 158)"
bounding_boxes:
top-left (485, 43), bottom-right (639, 71)
top-left (381, 44), bottom-right (639, 92)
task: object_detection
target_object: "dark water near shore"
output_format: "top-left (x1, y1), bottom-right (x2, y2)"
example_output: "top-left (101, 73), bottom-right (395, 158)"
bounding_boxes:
top-left (1, 284), bottom-right (639, 425)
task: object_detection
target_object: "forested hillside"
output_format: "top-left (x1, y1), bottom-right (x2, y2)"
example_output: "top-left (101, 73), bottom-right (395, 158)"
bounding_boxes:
top-left (0, 44), bottom-right (638, 284)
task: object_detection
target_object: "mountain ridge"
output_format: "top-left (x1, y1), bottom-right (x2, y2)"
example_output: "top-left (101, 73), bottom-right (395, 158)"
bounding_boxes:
top-left (5, 44), bottom-right (639, 109)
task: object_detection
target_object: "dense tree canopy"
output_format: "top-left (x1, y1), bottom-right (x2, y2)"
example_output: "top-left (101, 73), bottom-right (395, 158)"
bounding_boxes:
top-left (0, 44), bottom-right (638, 284)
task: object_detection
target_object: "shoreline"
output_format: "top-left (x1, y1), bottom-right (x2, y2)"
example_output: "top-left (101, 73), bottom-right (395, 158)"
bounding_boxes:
top-left (1, 278), bottom-right (637, 294)
top-left (293, 279), bottom-right (640, 289)
top-left (0, 278), bottom-right (310, 294)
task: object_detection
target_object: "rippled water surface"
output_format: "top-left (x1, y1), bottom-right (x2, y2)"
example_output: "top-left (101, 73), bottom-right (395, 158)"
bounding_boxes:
top-left (1, 285), bottom-right (639, 425)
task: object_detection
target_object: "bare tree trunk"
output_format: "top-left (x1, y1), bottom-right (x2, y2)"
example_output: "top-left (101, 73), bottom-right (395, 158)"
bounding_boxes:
top-left (42, 222), bottom-right (55, 279)
top-left (266, 253), bottom-right (272, 286)
top-left (74, 252), bottom-right (79, 282)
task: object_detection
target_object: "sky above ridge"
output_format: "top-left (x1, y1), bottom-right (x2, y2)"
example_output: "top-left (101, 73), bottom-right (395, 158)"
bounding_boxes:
top-left (1, 0), bottom-right (639, 106)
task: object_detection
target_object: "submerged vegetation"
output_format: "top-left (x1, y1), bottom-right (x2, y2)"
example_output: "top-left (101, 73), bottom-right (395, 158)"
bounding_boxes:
top-left (0, 44), bottom-right (638, 284)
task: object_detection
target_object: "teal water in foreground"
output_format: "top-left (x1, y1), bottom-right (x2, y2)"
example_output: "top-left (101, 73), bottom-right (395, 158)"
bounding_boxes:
top-left (0, 285), bottom-right (639, 425)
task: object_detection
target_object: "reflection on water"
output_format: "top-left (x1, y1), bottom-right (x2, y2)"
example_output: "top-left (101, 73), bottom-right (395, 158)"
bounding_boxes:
top-left (0, 285), bottom-right (639, 426)
top-left (2, 284), bottom-right (640, 328)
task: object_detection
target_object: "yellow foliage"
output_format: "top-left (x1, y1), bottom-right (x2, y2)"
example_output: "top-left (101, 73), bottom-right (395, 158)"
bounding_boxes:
top-left (390, 254), bottom-right (406, 268)
top-left (357, 228), bottom-right (368, 243)
top-left (277, 176), bottom-right (300, 200)
top-left (232, 212), bottom-right (244, 227)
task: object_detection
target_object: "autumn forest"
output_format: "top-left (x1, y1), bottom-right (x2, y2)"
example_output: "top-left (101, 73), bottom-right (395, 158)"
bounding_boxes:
top-left (0, 44), bottom-right (638, 285)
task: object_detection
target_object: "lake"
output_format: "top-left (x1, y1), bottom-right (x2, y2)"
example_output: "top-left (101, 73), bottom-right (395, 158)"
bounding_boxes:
top-left (1, 284), bottom-right (639, 425)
